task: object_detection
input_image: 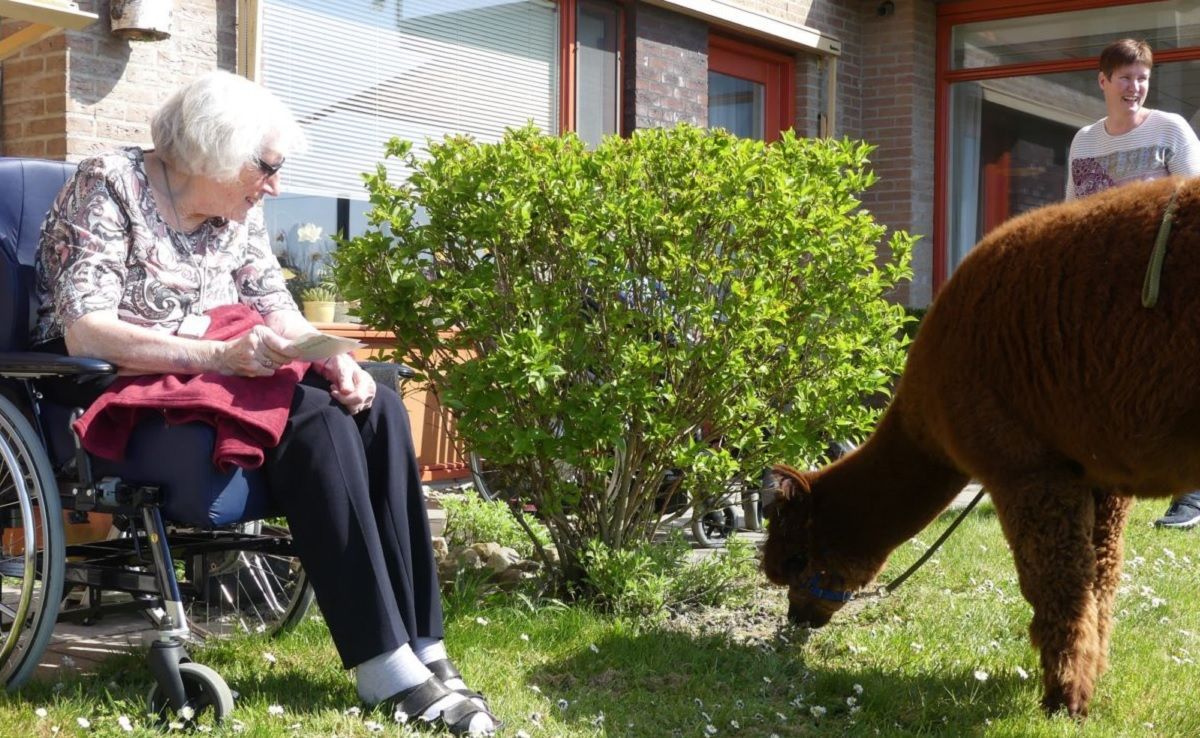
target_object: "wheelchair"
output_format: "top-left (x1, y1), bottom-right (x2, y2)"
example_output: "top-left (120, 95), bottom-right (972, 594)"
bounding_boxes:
top-left (0, 157), bottom-right (402, 724)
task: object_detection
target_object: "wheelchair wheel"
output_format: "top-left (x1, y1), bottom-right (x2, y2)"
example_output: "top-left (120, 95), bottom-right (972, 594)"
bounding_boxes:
top-left (147, 661), bottom-right (234, 726)
top-left (189, 521), bottom-right (313, 637)
top-left (468, 450), bottom-right (501, 502)
top-left (691, 506), bottom-right (737, 549)
top-left (147, 521), bottom-right (313, 638)
top-left (0, 392), bottom-right (65, 690)
top-left (469, 450), bottom-right (575, 512)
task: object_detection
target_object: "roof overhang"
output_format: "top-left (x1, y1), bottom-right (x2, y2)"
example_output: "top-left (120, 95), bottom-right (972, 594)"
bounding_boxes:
top-left (641, 0), bottom-right (841, 56)
top-left (0, 0), bottom-right (97, 60)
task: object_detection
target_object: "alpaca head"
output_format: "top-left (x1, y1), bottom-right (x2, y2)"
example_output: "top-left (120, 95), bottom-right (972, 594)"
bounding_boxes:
top-left (761, 464), bottom-right (852, 627)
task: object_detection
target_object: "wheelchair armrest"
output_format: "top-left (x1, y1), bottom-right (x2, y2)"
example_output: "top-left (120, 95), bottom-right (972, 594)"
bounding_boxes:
top-left (358, 360), bottom-right (416, 391)
top-left (0, 351), bottom-right (116, 378)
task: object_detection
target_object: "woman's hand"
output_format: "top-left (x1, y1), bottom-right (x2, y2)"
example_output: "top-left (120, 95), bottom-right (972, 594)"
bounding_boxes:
top-left (316, 353), bottom-right (376, 414)
top-left (218, 325), bottom-right (299, 377)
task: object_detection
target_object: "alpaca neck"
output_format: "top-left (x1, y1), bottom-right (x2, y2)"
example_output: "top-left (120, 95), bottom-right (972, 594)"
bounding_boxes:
top-left (810, 408), bottom-right (969, 580)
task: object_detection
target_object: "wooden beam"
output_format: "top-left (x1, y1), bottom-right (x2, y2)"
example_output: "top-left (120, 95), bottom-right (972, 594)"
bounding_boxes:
top-left (0, 20), bottom-right (59, 59)
top-left (236, 0), bottom-right (262, 81)
top-left (0, 0), bottom-right (97, 31)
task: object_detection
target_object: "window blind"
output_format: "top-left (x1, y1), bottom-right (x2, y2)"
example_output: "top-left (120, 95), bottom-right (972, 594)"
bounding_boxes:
top-left (260, 0), bottom-right (560, 200)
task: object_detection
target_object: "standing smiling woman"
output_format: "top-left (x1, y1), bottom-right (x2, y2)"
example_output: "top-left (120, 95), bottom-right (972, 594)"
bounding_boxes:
top-left (1063, 39), bottom-right (1200, 531)
top-left (31, 71), bottom-right (498, 735)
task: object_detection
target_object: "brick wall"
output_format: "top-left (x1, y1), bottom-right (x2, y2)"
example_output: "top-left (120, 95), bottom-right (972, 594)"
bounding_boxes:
top-left (624, 3), bottom-right (708, 131)
top-left (0, 30), bottom-right (69, 158)
top-left (2, 0), bottom-right (234, 160)
top-left (854, 0), bottom-right (936, 306)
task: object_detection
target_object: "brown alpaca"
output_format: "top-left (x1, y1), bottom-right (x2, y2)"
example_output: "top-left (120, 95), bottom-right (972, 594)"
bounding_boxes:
top-left (761, 176), bottom-right (1200, 719)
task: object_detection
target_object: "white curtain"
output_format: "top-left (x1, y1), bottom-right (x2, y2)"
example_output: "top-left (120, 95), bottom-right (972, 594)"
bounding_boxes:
top-left (948, 82), bottom-right (982, 271)
top-left (260, 0), bottom-right (560, 199)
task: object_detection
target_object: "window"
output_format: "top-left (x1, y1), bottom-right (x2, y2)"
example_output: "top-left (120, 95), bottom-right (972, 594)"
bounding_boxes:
top-left (574, 0), bottom-right (622, 147)
top-left (707, 34), bottom-right (794, 141)
top-left (950, 1), bottom-right (1200, 70)
top-left (258, 0), bottom-right (561, 292)
top-left (255, 0), bottom-right (630, 301)
top-left (938, 1), bottom-right (1200, 285)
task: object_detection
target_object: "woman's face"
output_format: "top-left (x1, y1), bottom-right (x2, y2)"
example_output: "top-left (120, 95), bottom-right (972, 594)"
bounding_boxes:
top-left (200, 149), bottom-right (284, 223)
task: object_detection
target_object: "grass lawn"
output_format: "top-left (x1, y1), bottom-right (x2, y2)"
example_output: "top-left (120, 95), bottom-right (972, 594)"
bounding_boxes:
top-left (2, 498), bottom-right (1197, 737)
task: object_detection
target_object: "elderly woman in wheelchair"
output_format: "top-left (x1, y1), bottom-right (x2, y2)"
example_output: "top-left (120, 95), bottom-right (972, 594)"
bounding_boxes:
top-left (0, 71), bottom-right (496, 734)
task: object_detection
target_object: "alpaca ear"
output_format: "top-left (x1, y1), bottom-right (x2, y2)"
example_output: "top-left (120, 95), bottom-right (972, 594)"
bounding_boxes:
top-left (773, 464), bottom-right (809, 498)
top-left (763, 464), bottom-right (808, 512)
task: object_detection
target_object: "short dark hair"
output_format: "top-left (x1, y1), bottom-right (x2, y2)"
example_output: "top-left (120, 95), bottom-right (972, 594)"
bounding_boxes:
top-left (1099, 39), bottom-right (1153, 77)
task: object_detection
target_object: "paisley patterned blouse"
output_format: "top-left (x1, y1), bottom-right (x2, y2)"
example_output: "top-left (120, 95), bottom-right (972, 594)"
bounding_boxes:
top-left (33, 147), bottom-right (298, 345)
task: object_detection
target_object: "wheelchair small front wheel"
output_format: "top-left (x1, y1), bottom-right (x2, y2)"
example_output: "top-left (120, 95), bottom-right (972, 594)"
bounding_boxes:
top-left (147, 662), bottom-right (234, 726)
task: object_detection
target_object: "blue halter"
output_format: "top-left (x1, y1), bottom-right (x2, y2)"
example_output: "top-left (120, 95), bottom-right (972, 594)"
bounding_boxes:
top-left (801, 573), bottom-right (855, 603)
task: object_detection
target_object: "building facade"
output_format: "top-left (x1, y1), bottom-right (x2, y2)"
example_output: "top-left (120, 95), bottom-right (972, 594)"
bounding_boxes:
top-left (5, 0), bottom-right (1199, 475)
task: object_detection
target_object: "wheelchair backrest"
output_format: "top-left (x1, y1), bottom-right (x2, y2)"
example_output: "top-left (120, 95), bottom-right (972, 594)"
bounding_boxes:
top-left (0, 158), bottom-right (75, 351)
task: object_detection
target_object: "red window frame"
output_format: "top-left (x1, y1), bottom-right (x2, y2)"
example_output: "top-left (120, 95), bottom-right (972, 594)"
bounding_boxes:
top-left (708, 34), bottom-right (795, 142)
top-left (560, 0), bottom-right (627, 137)
top-left (933, 0), bottom-right (1196, 291)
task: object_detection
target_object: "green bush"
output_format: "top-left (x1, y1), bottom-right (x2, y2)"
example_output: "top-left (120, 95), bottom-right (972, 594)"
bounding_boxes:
top-left (582, 533), bottom-right (758, 619)
top-left (335, 124), bottom-right (913, 585)
top-left (441, 492), bottom-right (550, 557)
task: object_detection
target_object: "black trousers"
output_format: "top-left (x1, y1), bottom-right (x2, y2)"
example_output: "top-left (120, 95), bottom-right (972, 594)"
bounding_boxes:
top-left (267, 374), bottom-right (444, 668)
top-left (38, 356), bottom-right (443, 669)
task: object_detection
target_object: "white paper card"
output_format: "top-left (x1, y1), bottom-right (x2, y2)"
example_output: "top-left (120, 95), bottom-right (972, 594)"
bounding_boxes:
top-left (287, 333), bottom-right (366, 362)
top-left (177, 314), bottom-right (212, 338)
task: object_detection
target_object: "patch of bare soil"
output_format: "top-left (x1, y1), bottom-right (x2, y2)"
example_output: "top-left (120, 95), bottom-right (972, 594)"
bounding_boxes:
top-left (662, 576), bottom-right (796, 648)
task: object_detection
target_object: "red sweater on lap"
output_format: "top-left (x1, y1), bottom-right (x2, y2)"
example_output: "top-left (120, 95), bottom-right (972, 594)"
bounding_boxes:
top-left (73, 304), bottom-right (309, 471)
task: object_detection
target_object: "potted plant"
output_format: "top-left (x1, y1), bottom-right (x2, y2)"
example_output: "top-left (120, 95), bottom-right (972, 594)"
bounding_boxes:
top-left (300, 285), bottom-right (338, 323)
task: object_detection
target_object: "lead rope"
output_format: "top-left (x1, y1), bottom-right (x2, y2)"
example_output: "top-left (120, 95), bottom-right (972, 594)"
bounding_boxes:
top-left (1142, 184), bottom-right (1184, 309)
top-left (842, 487), bottom-right (986, 608)
top-left (878, 488), bottom-right (985, 596)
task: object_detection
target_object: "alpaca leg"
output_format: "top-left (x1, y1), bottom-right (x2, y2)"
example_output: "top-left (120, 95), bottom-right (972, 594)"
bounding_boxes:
top-left (1090, 491), bottom-right (1133, 677)
top-left (991, 478), bottom-right (1101, 718)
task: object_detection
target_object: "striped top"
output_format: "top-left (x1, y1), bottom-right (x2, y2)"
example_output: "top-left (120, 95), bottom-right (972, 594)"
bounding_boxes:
top-left (1065, 109), bottom-right (1200, 200)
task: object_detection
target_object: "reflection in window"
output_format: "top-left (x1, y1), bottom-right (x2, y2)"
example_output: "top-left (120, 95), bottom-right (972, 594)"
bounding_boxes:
top-left (709, 71), bottom-right (765, 140)
top-left (947, 60), bottom-right (1200, 270)
top-left (576, 0), bottom-right (620, 147)
top-left (951, 1), bottom-right (1200, 70)
top-left (264, 194), bottom-right (373, 305)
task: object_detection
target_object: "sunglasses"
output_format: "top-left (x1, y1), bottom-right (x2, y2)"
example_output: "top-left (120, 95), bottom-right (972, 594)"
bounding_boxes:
top-left (253, 156), bottom-right (285, 178)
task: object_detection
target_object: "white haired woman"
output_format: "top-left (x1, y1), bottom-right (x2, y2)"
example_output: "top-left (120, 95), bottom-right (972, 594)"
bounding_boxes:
top-left (31, 70), bottom-right (497, 735)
